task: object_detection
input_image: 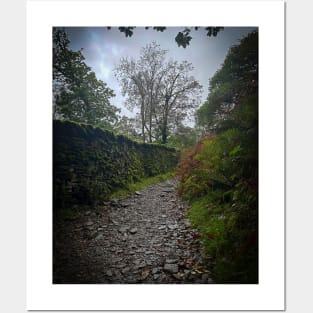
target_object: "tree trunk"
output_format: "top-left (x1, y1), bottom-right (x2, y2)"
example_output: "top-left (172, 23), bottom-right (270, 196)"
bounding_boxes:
top-left (161, 128), bottom-right (167, 144)
top-left (141, 99), bottom-right (146, 143)
top-left (161, 98), bottom-right (169, 144)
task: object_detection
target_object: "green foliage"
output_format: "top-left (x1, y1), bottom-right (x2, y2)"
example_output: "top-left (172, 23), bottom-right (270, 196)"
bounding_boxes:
top-left (179, 128), bottom-right (258, 283)
top-left (53, 120), bottom-right (177, 209)
top-left (110, 172), bottom-right (175, 199)
top-left (178, 30), bottom-right (258, 283)
top-left (196, 30), bottom-right (258, 132)
top-left (113, 116), bottom-right (140, 141)
top-left (116, 26), bottom-right (224, 48)
top-left (166, 125), bottom-right (198, 150)
top-left (53, 28), bottom-right (119, 126)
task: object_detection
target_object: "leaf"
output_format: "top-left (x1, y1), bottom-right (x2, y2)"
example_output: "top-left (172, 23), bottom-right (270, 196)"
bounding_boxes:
top-left (206, 232), bottom-right (215, 240)
top-left (229, 145), bottom-right (241, 156)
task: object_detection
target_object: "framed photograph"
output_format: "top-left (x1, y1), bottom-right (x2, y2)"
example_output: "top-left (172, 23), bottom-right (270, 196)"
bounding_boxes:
top-left (27, 0), bottom-right (285, 310)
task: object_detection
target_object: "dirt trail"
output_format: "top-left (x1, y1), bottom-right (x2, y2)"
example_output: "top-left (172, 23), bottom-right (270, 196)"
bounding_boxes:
top-left (53, 178), bottom-right (213, 283)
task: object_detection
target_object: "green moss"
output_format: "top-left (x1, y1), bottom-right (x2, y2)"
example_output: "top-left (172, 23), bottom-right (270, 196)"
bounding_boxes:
top-left (110, 172), bottom-right (175, 199)
top-left (53, 120), bottom-right (177, 208)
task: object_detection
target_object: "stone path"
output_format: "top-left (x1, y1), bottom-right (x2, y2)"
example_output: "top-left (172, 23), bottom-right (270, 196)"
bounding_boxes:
top-left (53, 178), bottom-right (213, 283)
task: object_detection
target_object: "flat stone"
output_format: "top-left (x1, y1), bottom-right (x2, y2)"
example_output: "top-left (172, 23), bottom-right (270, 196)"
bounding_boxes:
top-left (110, 200), bottom-right (119, 207)
top-left (163, 263), bottom-right (178, 274)
top-left (172, 273), bottom-right (184, 280)
top-left (135, 191), bottom-right (142, 196)
top-left (129, 227), bottom-right (138, 234)
top-left (84, 211), bottom-right (91, 216)
top-left (164, 183), bottom-right (174, 188)
top-left (85, 221), bottom-right (94, 226)
top-left (153, 274), bottom-right (160, 280)
top-left (141, 269), bottom-right (150, 280)
top-left (90, 229), bottom-right (98, 236)
top-left (106, 270), bottom-right (113, 277)
top-left (184, 220), bottom-right (191, 227)
top-left (118, 226), bottom-right (130, 233)
top-left (162, 189), bottom-right (173, 193)
top-left (121, 267), bottom-right (130, 274)
top-left (95, 234), bottom-right (104, 240)
top-left (95, 247), bottom-right (103, 255)
top-left (165, 258), bottom-right (178, 264)
top-left (152, 268), bottom-right (160, 274)
top-left (168, 224), bottom-right (177, 230)
top-left (144, 250), bottom-right (154, 255)
top-left (158, 226), bottom-right (166, 230)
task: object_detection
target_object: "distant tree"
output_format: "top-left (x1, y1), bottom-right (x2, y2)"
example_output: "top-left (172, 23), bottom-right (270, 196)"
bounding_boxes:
top-left (167, 124), bottom-right (198, 149)
top-left (114, 42), bottom-right (167, 143)
top-left (114, 26), bottom-right (224, 48)
top-left (155, 59), bottom-right (202, 144)
top-left (113, 116), bottom-right (140, 140)
top-left (114, 42), bottom-right (202, 144)
top-left (53, 28), bottom-right (119, 127)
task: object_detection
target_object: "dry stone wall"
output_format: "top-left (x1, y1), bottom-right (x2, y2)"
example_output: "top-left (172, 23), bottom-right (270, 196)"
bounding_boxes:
top-left (53, 120), bottom-right (177, 208)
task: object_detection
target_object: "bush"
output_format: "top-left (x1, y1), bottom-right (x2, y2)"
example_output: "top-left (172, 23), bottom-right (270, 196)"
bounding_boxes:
top-left (177, 127), bottom-right (258, 283)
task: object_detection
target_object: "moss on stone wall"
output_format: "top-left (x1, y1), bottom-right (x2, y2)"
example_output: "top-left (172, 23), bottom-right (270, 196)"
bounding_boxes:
top-left (53, 120), bottom-right (177, 208)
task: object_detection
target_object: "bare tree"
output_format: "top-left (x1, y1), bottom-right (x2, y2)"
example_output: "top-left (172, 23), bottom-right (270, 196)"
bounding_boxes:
top-left (114, 42), bottom-right (202, 144)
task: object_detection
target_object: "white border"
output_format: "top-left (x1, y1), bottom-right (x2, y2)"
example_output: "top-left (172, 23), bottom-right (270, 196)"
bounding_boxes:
top-left (26, 0), bottom-right (285, 310)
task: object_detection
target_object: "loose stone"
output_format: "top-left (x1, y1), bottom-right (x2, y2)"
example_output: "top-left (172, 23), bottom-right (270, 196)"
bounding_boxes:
top-left (95, 234), bottom-right (104, 240)
top-left (165, 258), bottom-right (178, 264)
top-left (164, 263), bottom-right (178, 274)
top-left (118, 226), bottom-right (130, 233)
top-left (129, 227), bottom-right (138, 234)
top-left (106, 270), bottom-right (113, 277)
top-left (53, 178), bottom-right (210, 284)
top-left (141, 269), bottom-right (150, 280)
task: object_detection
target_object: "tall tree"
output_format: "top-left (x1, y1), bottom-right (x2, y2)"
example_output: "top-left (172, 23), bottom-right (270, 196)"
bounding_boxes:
top-left (156, 60), bottom-right (202, 143)
top-left (196, 30), bottom-right (258, 133)
top-left (113, 115), bottom-right (140, 140)
top-left (114, 42), bottom-right (167, 142)
top-left (114, 42), bottom-right (202, 144)
top-left (53, 28), bottom-right (119, 127)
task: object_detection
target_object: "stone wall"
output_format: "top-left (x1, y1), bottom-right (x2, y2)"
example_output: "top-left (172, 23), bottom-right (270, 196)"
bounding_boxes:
top-left (53, 120), bottom-right (177, 208)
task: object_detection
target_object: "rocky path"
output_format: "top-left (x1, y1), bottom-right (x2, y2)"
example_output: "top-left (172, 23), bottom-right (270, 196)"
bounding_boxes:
top-left (53, 178), bottom-right (213, 284)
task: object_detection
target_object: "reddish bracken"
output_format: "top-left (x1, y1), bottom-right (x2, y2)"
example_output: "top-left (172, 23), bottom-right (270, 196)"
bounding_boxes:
top-left (176, 134), bottom-right (215, 186)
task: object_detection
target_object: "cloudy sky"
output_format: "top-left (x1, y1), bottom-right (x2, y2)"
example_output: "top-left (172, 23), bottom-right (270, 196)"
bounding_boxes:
top-left (63, 27), bottom-right (256, 118)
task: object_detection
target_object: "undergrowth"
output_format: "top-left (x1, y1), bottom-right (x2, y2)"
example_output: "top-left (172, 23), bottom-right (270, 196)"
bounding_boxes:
top-left (54, 171), bottom-right (175, 222)
top-left (110, 171), bottom-right (175, 200)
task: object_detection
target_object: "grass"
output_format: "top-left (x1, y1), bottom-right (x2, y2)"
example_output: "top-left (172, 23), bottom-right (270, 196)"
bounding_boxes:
top-left (186, 194), bottom-right (258, 283)
top-left (109, 171), bottom-right (175, 200)
top-left (54, 172), bottom-right (175, 222)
